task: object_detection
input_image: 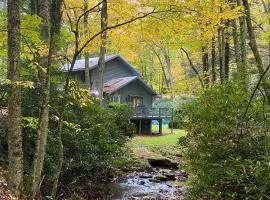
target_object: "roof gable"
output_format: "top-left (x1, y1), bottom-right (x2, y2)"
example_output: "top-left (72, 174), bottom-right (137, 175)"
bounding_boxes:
top-left (63, 54), bottom-right (141, 77)
top-left (103, 76), bottom-right (157, 95)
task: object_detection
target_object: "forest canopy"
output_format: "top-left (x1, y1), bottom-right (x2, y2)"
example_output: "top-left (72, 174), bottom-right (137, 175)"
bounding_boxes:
top-left (0, 0), bottom-right (270, 199)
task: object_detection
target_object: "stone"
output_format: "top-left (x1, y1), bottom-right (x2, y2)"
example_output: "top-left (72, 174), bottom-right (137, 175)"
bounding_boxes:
top-left (132, 192), bottom-right (148, 197)
top-left (155, 175), bottom-right (168, 181)
top-left (166, 183), bottom-right (173, 187)
top-left (180, 170), bottom-right (188, 177)
top-left (164, 173), bottom-right (176, 180)
top-left (139, 174), bottom-right (153, 179)
top-left (139, 180), bottom-right (146, 185)
top-left (177, 176), bottom-right (187, 182)
top-left (149, 178), bottom-right (161, 183)
top-left (148, 158), bottom-right (178, 169)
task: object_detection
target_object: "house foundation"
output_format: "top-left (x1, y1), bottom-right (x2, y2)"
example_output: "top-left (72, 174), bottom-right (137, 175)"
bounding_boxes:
top-left (131, 118), bottom-right (164, 135)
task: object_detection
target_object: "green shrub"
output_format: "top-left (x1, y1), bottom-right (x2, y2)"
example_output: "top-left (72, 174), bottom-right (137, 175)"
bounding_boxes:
top-left (0, 85), bottom-right (136, 196)
top-left (45, 100), bottom-right (136, 194)
top-left (180, 82), bottom-right (270, 199)
top-left (168, 120), bottom-right (181, 129)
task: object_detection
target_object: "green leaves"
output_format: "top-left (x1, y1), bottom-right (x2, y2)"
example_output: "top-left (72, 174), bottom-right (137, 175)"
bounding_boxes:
top-left (180, 81), bottom-right (270, 199)
top-left (22, 117), bottom-right (38, 129)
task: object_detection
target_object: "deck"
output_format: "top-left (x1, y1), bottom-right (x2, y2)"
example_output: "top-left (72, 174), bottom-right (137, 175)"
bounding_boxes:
top-left (131, 107), bottom-right (173, 120)
top-left (131, 107), bottom-right (174, 135)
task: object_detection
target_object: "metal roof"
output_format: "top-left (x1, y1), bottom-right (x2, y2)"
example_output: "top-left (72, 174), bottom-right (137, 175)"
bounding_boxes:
top-left (103, 76), bottom-right (157, 95)
top-left (63, 54), bottom-right (141, 76)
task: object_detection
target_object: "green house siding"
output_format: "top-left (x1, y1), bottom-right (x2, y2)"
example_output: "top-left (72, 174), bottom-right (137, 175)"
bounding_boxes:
top-left (115, 80), bottom-right (153, 108)
top-left (90, 60), bottom-right (136, 88)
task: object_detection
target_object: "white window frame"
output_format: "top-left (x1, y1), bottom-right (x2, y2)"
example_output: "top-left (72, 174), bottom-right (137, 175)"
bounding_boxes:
top-left (112, 94), bottom-right (121, 103)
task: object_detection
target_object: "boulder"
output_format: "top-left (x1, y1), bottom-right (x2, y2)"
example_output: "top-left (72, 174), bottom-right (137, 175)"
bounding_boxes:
top-left (149, 178), bottom-right (161, 183)
top-left (139, 174), bottom-right (153, 179)
top-left (164, 173), bottom-right (176, 180)
top-left (147, 158), bottom-right (178, 169)
top-left (139, 180), bottom-right (145, 185)
top-left (155, 175), bottom-right (168, 181)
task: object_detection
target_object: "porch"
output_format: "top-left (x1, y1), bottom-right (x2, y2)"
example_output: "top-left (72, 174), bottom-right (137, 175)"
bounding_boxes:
top-left (131, 107), bottom-right (174, 135)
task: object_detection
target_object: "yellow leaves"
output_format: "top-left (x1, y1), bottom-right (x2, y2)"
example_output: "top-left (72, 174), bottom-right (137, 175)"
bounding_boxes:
top-left (68, 80), bottom-right (93, 107)
top-left (22, 117), bottom-right (38, 129)
top-left (2, 79), bottom-right (34, 89)
top-left (63, 121), bottom-right (81, 132)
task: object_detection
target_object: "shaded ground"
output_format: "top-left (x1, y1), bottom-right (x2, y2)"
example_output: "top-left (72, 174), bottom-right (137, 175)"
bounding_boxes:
top-left (0, 167), bottom-right (15, 200)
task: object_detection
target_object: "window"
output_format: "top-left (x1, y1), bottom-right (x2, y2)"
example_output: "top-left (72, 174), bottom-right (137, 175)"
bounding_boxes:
top-left (113, 94), bottom-right (121, 103)
top-left (131, 96), bottom-right (143, 107)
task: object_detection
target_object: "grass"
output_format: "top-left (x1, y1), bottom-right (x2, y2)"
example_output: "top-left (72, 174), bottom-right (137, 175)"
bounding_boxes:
top-left (131, 128), bottom-right (187, 161)
top-left (133, 129), bottom-right (186, 147)
top-left (115, 127), bottom-right (187, 176)
top-left (151, 124), bottom-right (184, 135)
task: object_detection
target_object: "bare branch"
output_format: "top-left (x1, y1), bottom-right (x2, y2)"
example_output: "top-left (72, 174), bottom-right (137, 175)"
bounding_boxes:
top-left (75, 1), bottom-right (103, 35)
top-left (181, 48), bottom-right (205, 88)
top-left (77, 8), bottom-right (166, 56)
top-left (243, 64), bottom-right (270, 117)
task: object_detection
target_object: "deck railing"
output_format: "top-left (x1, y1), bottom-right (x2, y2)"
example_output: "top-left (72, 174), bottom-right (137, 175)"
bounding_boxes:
top-left (132, 106), bottom-right (173, 119)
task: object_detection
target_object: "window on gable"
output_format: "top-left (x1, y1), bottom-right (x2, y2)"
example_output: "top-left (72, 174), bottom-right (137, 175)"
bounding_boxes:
top-left (131, 96), bottom-right (143, 107)
top-left (112, 94), bottom-right (121, 103)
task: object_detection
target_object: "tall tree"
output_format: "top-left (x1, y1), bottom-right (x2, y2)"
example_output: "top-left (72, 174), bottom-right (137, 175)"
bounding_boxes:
top-left (202, 48), bottom-right (210, 86)
top-left (211, 37), bottom-right (217, 83)
top-left (84, 0), bottom-right (91, 89)
top-left (242, 0), bottom-right (270, 103)
top-left (234, 0), bottom-right (247, 83)
top-left (97, 0), bottom-right (108, 101)
top-left (7, 0), bottom-right (23, 197)
top-left (50, 1), bottom-right (64, 198)
top-left (224, 26), bottom-right (230, 81)
top-left (161, 46), bottom-right (173, 87)
top-left (218, 27), bottom-right (225, 84)
top-left (232, 20), bottom-right (241, 71)
top-left (30, 0), bottom-right (51, 197)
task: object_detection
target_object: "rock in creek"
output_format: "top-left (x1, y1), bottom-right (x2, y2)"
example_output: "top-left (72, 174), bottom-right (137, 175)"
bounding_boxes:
top-left (102, 168), bottom-right (187, 199)
top-left (155, 175), bottom-right (168, 181)
top-left (164, 173), bottom-right (176, 181)
top-left (149, 178), bottom-right (161, 183)
top-left (139, 174), bottom-right (153, 179)
top-left (148, 158), bottom-right (178, 169)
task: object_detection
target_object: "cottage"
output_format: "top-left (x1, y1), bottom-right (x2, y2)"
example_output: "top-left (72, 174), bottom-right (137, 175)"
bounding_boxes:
top-left (64, 55), bottom-right (172, 134)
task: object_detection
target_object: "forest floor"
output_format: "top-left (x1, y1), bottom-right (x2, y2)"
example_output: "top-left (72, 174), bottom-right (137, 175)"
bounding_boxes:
top-left (0, 167), bottom-right (16, 200)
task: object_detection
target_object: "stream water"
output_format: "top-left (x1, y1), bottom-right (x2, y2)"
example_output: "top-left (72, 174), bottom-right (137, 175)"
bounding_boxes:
top-left (102, 168), bottom-right (187, 200)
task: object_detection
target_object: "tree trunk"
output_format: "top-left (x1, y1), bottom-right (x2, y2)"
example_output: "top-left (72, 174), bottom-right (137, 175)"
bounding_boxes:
top-left (211, 37), bottom-right (216, 83)
top-left (181, 48), bottom-right (204, 88)
top-left (224, 27), bottom-right (230, 81)
top-left (239, 17), bottom-right (247, 66)
top-left (150, 54), bottom-right (154, 88)
top-left (242, 0), bottom-right (270, 103)
top-left (49, 0), bottom-right (64, 198)
top-left (51, 116), bottom-right (64, 200)
top-left (235, 0), bottom-right (248, 83)
top-left (162, 47), bottom-right (173, 87)
top-left (232, 20), bottom-right (241, 71)
top-left (97, 0), bottom-right (108, 101)
top-left (30, 0), bottom-right (51, 198)
top-left (261, 0), bottom-right (270, 65)
top-left (152, 48), bottom-right (170, 89)
top-left (202, 47), bottom-right (210, 86)
top-left (84, 1), bottom-right (91, 89)
top-left (7, 0), bottom-right (23, 197)
top-left (218, 28), bottom-right (225, 84)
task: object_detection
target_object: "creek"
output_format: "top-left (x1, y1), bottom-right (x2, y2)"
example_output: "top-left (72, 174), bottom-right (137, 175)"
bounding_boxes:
top-left (101, 167), bottom-right (188, 200)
